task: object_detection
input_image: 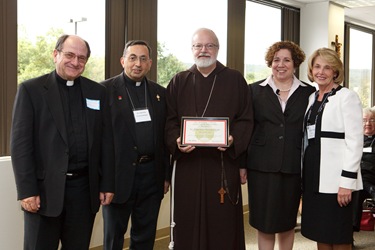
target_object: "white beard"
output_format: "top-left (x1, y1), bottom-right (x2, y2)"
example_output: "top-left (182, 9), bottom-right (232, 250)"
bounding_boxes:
top-left (194, 57), bottom-right (216, 68)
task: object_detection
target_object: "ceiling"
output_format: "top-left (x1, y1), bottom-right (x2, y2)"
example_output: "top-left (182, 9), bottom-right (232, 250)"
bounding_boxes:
top-left (274, 0), bottom-right (375, 28)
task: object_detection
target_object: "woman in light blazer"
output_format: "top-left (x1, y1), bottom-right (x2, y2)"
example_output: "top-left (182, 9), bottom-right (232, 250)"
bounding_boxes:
top-left (301, 48), bottom-right (363, 250)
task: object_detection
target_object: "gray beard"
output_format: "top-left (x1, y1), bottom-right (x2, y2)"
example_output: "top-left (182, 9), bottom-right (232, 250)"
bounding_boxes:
top-left (195, 57), bottom-right (216, 68)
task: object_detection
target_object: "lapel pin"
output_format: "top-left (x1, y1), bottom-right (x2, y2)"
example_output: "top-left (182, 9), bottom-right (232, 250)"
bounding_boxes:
top-left (118, 95), bottom-right (123, 100)
top-left (156, 94), bottom-right (160, 101)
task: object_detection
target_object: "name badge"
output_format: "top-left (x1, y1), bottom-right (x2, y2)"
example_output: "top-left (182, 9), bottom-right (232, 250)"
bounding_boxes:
top-left (86, 98), bottom-right (100, 110)
top-left (307, 124), bottom-right (315, 139)
top-left (133, 108), bottom-right (151, 123)
top-left (363, 147), bottom-right (372, 153)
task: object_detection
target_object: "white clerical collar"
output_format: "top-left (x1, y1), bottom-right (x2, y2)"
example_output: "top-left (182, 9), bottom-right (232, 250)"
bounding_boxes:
top-left (66, 80), bottom-right (74, 86)
top-left (135, 82), bottom-right (141, 87)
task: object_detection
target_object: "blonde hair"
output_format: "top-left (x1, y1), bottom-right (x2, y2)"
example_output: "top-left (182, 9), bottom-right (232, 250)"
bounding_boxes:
top-left (307, 48), bottom-right (344, 84)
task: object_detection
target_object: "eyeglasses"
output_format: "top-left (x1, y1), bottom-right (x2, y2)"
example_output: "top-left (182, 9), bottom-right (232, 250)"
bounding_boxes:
top-left (59, 50), bottom-right (88, 64)
top-left (125, 55), bottom-right (150, 63)
top-left (192, 43), bottom-right (218, 51)
top-left (363, 119), bottom-right (375, 123)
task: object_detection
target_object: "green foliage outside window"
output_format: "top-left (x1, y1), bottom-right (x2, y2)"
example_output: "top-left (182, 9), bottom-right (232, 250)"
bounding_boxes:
top-left (18, 27), bottom-right (105, 84)
top-left (18, 28), bottom-right (187, 87)
top-left (156, 42), bottom-right (187, 87)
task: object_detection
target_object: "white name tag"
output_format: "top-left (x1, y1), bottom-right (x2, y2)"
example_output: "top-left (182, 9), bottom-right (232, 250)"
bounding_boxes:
top-left (363, 147), bottom-right (372, 153)
top-left (307, 124), bottom-right (315, 139)
top-left (133, 109), bottom-right (151, 123)
top-left (86, 98), bottom-right (100, 110)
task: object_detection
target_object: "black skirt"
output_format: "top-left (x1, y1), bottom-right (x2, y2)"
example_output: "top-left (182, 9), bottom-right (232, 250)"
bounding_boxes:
top-left (247, 169), bottom-right (301, 233)
top-left (301, 142), bottom-right (353, 244)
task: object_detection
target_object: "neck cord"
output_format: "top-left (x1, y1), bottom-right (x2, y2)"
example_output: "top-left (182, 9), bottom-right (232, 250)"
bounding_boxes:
top-left (370, 137), bottom-right (375, 149)
top-left (125, 83), bottom-right (147, 110)
top-left (220, 152), bottom-right (239, 205)
top-left (306, 88), bottom-right (335, 125)
top-left (192, 74), bottom-right (238, 205)
top-left (200, 75), bottom-right (217, 117)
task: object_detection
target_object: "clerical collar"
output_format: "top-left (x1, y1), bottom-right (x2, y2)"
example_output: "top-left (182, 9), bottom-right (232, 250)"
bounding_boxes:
top-left (123, 73), bottom-right (143, 87)
top-left (55, 72), bottom-right (77, 87)
top-left (66, 80), bottom-right (74, 86)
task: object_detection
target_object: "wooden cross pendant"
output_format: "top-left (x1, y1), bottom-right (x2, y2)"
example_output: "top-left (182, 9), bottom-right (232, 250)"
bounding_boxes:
top-left (218, 187), bottom-right (226, 204)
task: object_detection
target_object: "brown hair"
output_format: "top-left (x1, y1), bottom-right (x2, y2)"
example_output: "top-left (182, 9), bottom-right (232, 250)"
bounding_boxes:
top-left (265, 41), bottom-right (305, 68)
top-left (54, 34), bottom-right (91, 58)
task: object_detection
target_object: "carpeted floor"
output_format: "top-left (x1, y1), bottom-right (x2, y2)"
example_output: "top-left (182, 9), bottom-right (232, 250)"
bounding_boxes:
top-left (149, 211), bottom-right (375, 250)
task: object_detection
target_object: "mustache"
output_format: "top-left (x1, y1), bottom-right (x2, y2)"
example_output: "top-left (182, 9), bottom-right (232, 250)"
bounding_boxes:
top-left (198, 52), bottom-right (210, 57)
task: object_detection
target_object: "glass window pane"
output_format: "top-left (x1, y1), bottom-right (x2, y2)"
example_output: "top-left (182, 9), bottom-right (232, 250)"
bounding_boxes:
top-left (157, 0), bottom-right (227, 86)
top-left (18, 0), bottom-right (105, 83)
top-left (245, 2), bottom-right (281, 83)
top-left (348, 28), bottom-right (373, 108)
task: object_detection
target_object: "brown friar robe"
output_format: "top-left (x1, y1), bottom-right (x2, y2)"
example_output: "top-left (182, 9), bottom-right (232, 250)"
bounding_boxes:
top-left (165, 61), bottom-right (254, 250)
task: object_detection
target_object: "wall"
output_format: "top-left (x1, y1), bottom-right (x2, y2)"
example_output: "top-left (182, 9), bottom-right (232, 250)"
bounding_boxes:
top-left (299, 2), bottom-right (345, 83)
top-left (299, 1), bottom-right (330, 83)
top-left (0, 156), bottom-right (248, 249)
top-left (0, 157), bottom-right (23, 250)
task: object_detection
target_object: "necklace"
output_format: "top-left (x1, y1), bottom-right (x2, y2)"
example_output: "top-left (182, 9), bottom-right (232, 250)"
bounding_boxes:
top-left (278, 87), bottom-right (291, 92)
top-left (274, 79), bottom-right (292, 93)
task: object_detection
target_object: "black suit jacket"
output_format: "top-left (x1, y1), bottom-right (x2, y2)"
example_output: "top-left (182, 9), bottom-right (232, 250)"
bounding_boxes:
top-left (10, 71), bottom-right (115, 216)
top-left (247, 79), bottom-right (315, 174)
top-left (101, 73), bottom-right (170, 204)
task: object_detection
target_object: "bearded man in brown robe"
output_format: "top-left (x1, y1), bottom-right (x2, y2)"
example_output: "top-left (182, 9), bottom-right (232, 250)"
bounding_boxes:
top-left (165, 27), bottom-right (254, 250)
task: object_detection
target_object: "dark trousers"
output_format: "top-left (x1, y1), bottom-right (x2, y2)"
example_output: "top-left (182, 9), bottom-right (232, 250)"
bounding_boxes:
top-left (103, 161), bottom-right (162, 250)
top-left (353, 182), bottom-right (375, 231)
top-left (23, 176), bottom-right (96, 250)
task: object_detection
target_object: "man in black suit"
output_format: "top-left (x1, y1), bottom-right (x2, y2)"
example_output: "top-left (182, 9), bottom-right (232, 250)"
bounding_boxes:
top-left (101, 40), bottom-right (170, 250)
top-left (10, 34), bottom-right (115, 250)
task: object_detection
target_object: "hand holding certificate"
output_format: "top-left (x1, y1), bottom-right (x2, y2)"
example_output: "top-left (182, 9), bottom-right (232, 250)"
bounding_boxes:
top-left (180, 117), bottom-right (229, 147)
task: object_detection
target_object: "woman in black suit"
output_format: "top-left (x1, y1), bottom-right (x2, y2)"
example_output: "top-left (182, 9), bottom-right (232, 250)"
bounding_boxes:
top-left (246, 41), bottom-right (315, 250)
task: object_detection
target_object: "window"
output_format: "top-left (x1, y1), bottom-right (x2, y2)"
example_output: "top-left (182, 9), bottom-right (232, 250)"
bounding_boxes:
top-left (345, 24), bottom-right (374, 108)
top-left (157, 0), bottom-right (227, 86)
top-left (18, 0), bottom-right (105, 83)
top-left (0, 0), bottom-right (106, 156)
top-left (0, 0), bottom-right (302, 156)
top-left (245, 1), bottom-right (281, 83)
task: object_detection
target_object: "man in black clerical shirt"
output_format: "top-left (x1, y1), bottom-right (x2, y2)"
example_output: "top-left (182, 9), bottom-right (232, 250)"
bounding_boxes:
top-left (101, 40), bottom-right (170, 250)
top-left (353, 107), bottom-right (375, 232)
top-left (10, 34), bottom-right (115, 250)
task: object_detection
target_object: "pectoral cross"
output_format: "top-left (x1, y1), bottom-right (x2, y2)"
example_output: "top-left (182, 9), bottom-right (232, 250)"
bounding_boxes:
top-left (218, 187), bottom-right (226, 204)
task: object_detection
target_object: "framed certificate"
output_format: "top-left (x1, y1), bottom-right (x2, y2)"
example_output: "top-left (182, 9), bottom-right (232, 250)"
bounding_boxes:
top-left (180, 117), bottom-right (229, 147)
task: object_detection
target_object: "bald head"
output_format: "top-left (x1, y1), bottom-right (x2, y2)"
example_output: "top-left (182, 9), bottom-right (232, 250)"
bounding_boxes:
top-left (191, 28), bottom-right (219, 47)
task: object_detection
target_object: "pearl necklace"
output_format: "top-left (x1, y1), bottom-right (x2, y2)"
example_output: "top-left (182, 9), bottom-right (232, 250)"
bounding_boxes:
top-left (278, 87), bottom-right (291, 92)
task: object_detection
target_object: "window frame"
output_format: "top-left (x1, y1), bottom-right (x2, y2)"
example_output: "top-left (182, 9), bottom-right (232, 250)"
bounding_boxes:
top-left (1, 0), bottom-right (300, 156)
top-left (0, 0), bottom-right (17, 156)
top-left (344, 22), bottom-right (375, 106)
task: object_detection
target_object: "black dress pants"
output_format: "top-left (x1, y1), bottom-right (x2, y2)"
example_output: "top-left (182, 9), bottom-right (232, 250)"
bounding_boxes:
top-left (23, 176), bottom-right (96, 250)
top-left (103, 161), bottom-right (162, 250)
